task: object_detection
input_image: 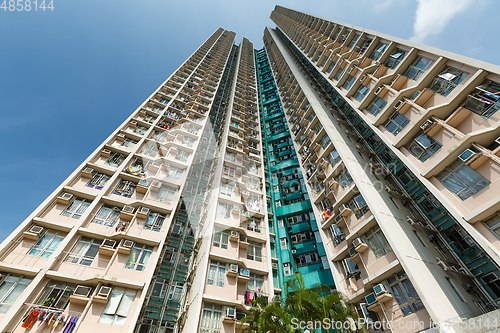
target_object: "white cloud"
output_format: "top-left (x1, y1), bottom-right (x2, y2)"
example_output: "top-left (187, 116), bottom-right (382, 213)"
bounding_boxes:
top-left (410, 0), bottom-right (476, 43)
top-left (375, 0), bottom-right (395, 13)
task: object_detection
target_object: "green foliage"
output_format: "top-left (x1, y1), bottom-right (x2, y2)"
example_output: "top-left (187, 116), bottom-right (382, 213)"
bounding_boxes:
top-left (239, 273), bottom-right (364, 333)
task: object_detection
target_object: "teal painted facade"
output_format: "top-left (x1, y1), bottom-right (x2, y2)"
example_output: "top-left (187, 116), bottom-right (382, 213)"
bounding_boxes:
top-left (255, 48), bottom-right (334, 297)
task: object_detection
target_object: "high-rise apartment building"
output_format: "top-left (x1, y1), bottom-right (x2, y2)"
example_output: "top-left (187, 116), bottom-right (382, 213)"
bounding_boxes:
top-left (263, 5), bottom-right (500, 332)
top-left (2, 5), bottom-right (500, 333)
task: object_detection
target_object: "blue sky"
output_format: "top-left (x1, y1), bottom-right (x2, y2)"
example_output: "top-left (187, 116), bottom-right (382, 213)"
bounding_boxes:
top-left (0, 0), bottom-right (498, 242)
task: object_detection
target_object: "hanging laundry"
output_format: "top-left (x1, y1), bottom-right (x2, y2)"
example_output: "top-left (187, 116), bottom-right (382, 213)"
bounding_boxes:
top-left (21, 309), bottom-right (40, 329)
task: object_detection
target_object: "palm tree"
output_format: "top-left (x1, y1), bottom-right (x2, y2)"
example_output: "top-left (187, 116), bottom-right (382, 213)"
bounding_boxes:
top-left (239, 273), bottom-right (363, 333)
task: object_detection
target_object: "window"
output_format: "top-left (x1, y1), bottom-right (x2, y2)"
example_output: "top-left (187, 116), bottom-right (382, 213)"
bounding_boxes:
top-left (175, 150), bottom-right (190, 162)
top-left (0, 275), bottom-right (32, 314)
top-left (247, 241), bottom-right (262, 262)
top-left (87, 172), bottom-right (110, 190)
top-left (223, 165), bottom-right (236, 178)
top-left (106, 152), bottom-right (125, 167)
top-left (213, 230), bottom-right (230, 249)
top-left (342, 75), bottom-right (356, 90)
top-left (134, 125), bottom-right (148, 135)
top-left (141, 144), bottom-right (158, 157)
top-left (326, 61), bottom-right (336, 73)
top-left (92, 205), bottom-right (120, 227)
top-left (280, 263), bottom-right (292, 278)
top-left (347, 34), bottom-right (360, 49)
top-left (247, 217), bottom-right (261, 233)
top-left (438, 160), bottom-right (490, 200)
top-left (407, 133), bottom-right (442, 162)
top-left (318, 134), bottom-right (331, 148)
top-left (144, 212), bottom-right (166, 232)
top-left (200, 303), bottom-right (222, 333)
top-left (485, 215), bottom-right (500, 239)
top-left (347, 194), bottom-right (369, 219)
top-left (385, 48), bottom-right (407, 69)
top-left (65, 237), bottom-right (100, 266)
top-left (353, 85), bottom-right (370, 102)
top-left (280, 238), bottom-right (288, 250)
top-left (217, 202), bottom-right (231, 219)
top-left (150, 278), bottom-right (168, 298)
top-left (99, 287), bottom-right (137, 326)
top-left (295, 252), bottom-right (321, 267)
top-left (387, 272), bottom-right (424, 316)
top-left (156, 185), bottom-right (176, 203)
top-left (167, 166), bottom-right (183, 180)
top-left (404, 56), bottom-right (433, 80)
top-left (366, 96), bottom-right (387, 116)
top-left (152, 130), bottom-right (167, 142)
top-left (125, 244), bottom-right (153, 271)
top-left (335, 168), bottom-right (353, 189)
top-left (370, 42), bottom-right (387, 61)
top-left (182, 136), bottom-right (195, 147)
top-left (121, 137), bottom-right (138, 148)
top-left (333, 67), bottom-right (345, 81)
top-left (220, 182), bottom-right (234, 196)
top-left (361, 226), bottom-right (392, 259)
top-left (207, 261), bottom-right (226, 287)
top-left (247, 273), bottom-right (264, 292)
top-left (35, 282), bottom-right (76, 310)
top-left (481, 271), bottom-right (500, 300)
top-left (113, 180), bottom-right (136, 198)
top-left (428, 66), bottom-right (468, 97)
top-left (168, 282), bottom-right (184, 300)
top-left (327, 150), bottom-right (341, 166)
top-left (385, 112), bottom-right (410, 135)
top-left (61, 197), bottom-right (90, 219)
top-left (28, 231), bottom-right (64, 258)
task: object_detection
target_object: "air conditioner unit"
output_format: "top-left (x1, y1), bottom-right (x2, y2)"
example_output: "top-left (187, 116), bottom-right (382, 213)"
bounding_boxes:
top-left (116, 133), bottom-right (125, 142)
top-left (73, 285), bottom-right (92, 297)
top-left (458, 148), bottom-right (477, 162)
top-left (98, 286), bottom-right (112, 298)
top-left (101, 239), bottom-right (116, 248)
top-left (374, 87), bottom-right (382, 95)
top-left (360, 75), bottom-right (366, 82)
top-left (334, 215), bottom-right (344, 224)
top-left (353, 238), bottom-right (369, 252)
top-left (226, 307), bottom-right (236, 319)
top-left (130, 121), bottom-right (137, 128)
top-left (373, 284), bottom-right (388, 296)
top-left (348, 247), bottom-right (357, 257)
top-left (82, 167), bottom-right (94, 178)
top-left (230, 231), bottom-right (240, 241)
top-left (420, 119), bottom-right (434, 132)
top-left (137, 207), bottom-right (150, 218)
top-left (240, 269), bottom-right (250, 277)
top-left (272, 263), bottom-right (278, 269)
top-left (339, 204), bottom-right (352, 217)
top-left (291, 249), bottom-right (297, 254)
top-left (122, 205), bottom-right (134, 214)
top-left (56, 193), bottom-right (74, 205)
top-left (229, 264), bottom-right (238, 273)
top-left (101, 149), bottom-right (111, 157)
top-left (365, 292), bottom-right (377, 305)
top-left (151, 181), bottom-right (162, 189)
top-left (394, 100), bottom-right (404, 109)
top-left (122, 240), bottom-right (134, 249)
top-left (24, 225), bottom-right (44, 240)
